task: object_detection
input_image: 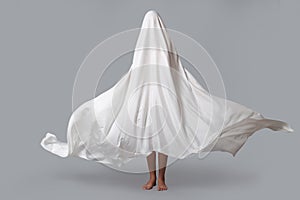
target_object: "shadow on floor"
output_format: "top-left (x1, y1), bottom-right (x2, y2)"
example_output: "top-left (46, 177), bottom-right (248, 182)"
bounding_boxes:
top-left (51, 159), bottom-right (260, 190)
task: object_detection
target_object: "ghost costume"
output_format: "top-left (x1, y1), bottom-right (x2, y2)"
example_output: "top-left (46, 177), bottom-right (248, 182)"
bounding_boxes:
top-left (40, 10), bottom-right (294, 169)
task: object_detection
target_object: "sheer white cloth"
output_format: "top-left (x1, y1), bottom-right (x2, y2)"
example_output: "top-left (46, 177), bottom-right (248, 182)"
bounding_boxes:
top-left (40, 10), bottom-right (294, 168)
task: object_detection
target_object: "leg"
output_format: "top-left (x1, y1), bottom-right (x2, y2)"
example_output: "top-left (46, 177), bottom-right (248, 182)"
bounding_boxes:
top-left (157, 152), bottom-right (168, 191)
top-left (142, 151), bottom-right (157, 190)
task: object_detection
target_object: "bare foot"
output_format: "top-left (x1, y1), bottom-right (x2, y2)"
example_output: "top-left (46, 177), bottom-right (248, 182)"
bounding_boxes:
top-left (142, 178), bottom-right (156, 190)
top-left (157, 178), bottom-right (168, 191)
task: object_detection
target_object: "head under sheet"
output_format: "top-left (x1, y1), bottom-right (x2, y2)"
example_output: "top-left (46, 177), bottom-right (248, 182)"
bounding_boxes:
top-left (131, 10), bottom-right (184, 75)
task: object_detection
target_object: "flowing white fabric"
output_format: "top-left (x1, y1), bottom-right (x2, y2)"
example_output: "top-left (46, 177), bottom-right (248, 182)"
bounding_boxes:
top-left (40, 10), bottom-right (294, 168)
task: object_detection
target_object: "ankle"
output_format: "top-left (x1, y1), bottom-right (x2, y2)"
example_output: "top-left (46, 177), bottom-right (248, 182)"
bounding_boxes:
top-left (149, 177), bottom-right (156, 182)
top-left (149, 175), bottom-right (156, 180)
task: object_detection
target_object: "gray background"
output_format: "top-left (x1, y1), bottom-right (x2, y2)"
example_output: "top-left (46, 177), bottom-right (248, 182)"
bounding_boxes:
top-left (0, 0), bottom-right (299, 199)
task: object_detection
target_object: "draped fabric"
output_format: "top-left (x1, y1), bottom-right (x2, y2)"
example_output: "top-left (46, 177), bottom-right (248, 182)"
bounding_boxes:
top-left (40, 10), bottom-right (294, 169)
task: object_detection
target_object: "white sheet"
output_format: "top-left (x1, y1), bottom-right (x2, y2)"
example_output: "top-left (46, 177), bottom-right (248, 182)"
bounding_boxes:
top-left (40, 10), bottom-right (294, 170)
